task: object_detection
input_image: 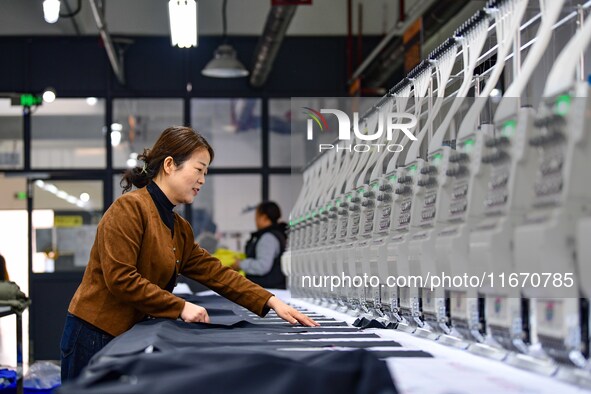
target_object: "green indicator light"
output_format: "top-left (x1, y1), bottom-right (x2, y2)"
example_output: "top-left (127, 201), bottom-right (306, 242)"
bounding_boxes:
top-left (432, 153), bottom-right (443, 160)
top-left (502, 119), bottom-right (517, 137)
top-left (336, 199), bottom-right (341, 205)
top-left (372, 183), bottom-right (379, 190)
top-left (408, 165), bottom-right (417, 172)
top-left (359, 189), bottom-right (365, 194)
top-left (15, 191), bottom-right (27, 200)
top-left (327, 204), bottom-right (332, 209)
top-left (463, 138), bottom-right (475, 153)
top-left (20, 94), bottom-right (43, 107)
top-left (319, 208), bottom-right (324, 213)
top-left (555, 94), bottom-right (571, 116)
top-left (388, 175), bottom-right (397, 181)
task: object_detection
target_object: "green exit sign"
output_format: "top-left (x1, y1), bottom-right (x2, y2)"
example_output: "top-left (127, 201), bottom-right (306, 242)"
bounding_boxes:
top-left (20, 94), bottom-right (43, 107)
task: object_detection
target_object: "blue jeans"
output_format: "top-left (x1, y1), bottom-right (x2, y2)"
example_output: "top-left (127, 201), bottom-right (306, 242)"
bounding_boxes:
top-left (60, 313), bottom-right (114, 382)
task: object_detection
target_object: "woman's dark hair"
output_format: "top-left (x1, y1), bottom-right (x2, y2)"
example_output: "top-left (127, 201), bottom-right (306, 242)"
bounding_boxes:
top-left (0, 254), bottom-right (7, 281)
top-left (256, 201), bottom-right (282, 224)
top-left (120, 126), bottom-right (214, 193)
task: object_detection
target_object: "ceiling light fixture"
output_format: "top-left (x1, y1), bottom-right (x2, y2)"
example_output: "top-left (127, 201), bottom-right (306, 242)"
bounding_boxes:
top-left (202, 0), bottom-right (248, 78)
top-left (168, 0), bottom-right (198, 48)
top-left (43, 0), bottom-right (61, 24)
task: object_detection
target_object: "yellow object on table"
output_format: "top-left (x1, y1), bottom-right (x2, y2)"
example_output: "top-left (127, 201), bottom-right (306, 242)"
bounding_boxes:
top-left (213, 248), bottom-right (246, 276)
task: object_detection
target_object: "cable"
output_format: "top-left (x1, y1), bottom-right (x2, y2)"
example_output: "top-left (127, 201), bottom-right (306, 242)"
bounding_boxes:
top-left (544, 6), bottom-right (591, 97)
top-left (385, 85), bottom-right (412, 174)
top-left (405, 43), bottom-right (458, 164)
top-left (428, 17), bottom-right (490, 153)
top-left (457, 0), bottom-right (528, 140)
top-left (59, 0), bottom-right (82, 18)
top-left (494, 0), bottom-right (566, 122)
top-left (222, 0), bottom-right (228, 41)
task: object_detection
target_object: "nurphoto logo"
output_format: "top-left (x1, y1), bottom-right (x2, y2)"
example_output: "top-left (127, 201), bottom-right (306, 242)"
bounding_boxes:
top-left (303, 107), bottom-right (418, 153)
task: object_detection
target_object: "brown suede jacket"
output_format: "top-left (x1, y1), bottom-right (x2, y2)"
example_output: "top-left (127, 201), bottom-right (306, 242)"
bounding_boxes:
top-left (68, 187), bottom-right (273, 336)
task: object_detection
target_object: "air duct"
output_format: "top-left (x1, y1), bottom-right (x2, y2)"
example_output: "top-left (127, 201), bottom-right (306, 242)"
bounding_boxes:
top-left (88, 0), bottom-right (125, 85)
top-left (249, 5), bottom-right (297, 88)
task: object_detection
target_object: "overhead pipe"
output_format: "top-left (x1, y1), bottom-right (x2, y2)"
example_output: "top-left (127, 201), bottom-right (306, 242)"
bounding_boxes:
top-left (249, 4), bottom-right (297, 88)
top-left (349, 0), bottom-right (437, 83)
top-left (347, 0), bottom-right (353, 79)
top-left (359, 0), bottom-right (476, 88)
top-left (357, 2), bottom-right (363, 68)
top-left (88, 0), bottom-right (125, 85)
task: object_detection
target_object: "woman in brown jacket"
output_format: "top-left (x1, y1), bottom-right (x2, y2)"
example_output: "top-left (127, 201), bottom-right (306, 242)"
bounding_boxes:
top-left (60, 126), bottom-right (318, 381)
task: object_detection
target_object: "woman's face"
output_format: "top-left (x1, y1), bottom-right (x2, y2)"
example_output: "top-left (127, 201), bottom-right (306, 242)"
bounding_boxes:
top-left (165, 149), bottom-right (210, 205)
top-left (254, 211), bottom-right (269, 230)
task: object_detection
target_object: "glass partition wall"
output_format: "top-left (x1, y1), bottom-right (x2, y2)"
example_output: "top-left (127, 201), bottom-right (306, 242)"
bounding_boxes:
top-left (1, 95), bottom-right (297, 362)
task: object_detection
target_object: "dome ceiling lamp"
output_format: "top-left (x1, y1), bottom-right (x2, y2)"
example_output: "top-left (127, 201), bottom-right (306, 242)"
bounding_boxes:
top-left (202, 0), bottom-right (249, 78)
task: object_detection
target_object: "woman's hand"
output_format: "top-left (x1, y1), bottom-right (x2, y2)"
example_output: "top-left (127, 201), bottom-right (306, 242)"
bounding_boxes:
top-left (231, 258), bottom-right (241, 271)
top-left (180, 301), bottom-right (210, 323)
top-left (266, 296), bottom-right (320, 327)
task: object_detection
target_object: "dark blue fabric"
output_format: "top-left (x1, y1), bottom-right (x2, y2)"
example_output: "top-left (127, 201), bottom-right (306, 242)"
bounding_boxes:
top-left (58, 348), bottom-right (398, 394)
top-left (59, 295), bottom-right (410, 393)
top-left (90, 319), bottom-right (384, 359)
top-left (60, 314), bottom-right (114, 382)
top-left (353, 317), bottom-right (389, 329)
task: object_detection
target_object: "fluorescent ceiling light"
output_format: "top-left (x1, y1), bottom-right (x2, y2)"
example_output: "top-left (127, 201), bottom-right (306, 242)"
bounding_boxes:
top-left (43, 0), bottom-right (60, 24)
top-left (44, 184), bottom-right (58, 194)
top-left (168, 0), bottom-right (198, 48)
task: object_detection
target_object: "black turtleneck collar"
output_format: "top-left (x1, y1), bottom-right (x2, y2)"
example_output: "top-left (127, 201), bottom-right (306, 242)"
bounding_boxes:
top-left (147, 182), bottom-right (175, 238)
